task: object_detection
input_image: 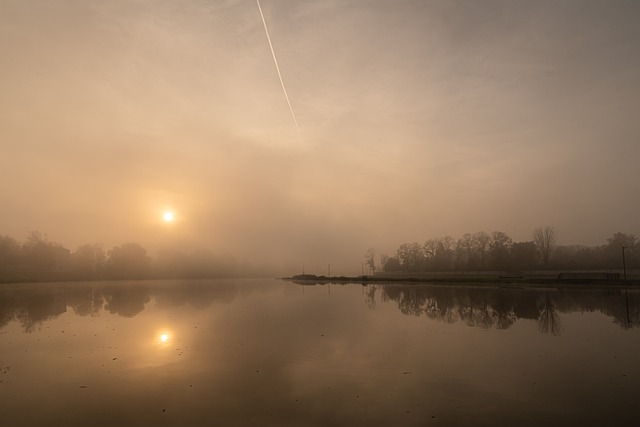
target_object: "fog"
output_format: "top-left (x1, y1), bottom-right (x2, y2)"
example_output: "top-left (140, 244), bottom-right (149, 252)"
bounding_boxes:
top-left (2, 0), bottom-right (639, 275)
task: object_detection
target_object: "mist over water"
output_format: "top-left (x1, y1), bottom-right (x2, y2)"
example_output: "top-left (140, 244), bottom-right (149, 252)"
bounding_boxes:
top-left (1, 279), bottom-right (639, 426)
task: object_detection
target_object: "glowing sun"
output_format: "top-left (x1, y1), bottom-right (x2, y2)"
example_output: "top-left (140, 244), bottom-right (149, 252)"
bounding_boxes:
top-left (163, 211), bottom-right (174, 222)
top-left (160, 333), bottom-right (169, 342)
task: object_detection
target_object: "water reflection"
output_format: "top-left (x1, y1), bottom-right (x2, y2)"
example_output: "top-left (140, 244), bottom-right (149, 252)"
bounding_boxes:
top-left (0, 281), bottom-right (637, 335)
top-left (0, 280), bottom-right (238, 331)
top-left (538, 294), bottom-right (562, 336)
top-left (1, 279), bottom-right (639, 426)
top-left (368, 284), bottom-right (639, 334)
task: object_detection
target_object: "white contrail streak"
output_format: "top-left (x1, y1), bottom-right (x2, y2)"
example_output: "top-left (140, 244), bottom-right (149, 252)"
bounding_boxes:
top-left (256, 0), bottom-right (299, 130)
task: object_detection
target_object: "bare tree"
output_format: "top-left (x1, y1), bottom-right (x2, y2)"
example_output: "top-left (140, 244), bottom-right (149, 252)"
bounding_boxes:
top-left (489, 231), bottom-right (512, 270)
top-left (473, 231), bottom-right (490, 269)
top-left (106, 242), bottom-right (151, 279)
top-left (70, 244), bottom-right (105, 278)
top-left (364, 248), bottom-right (376, 274)
top-left (538, 294), bottom-right (562, 336)
top-left (533, 226), bottom-right (558, 267)
top-left (397, 242), bottom-right (424, 271)
top-left (435, 236), bottom-right (455, 271)
top-left (423, 239), bottom-right (439, 270)
top-left (379, 254), bottom-right (389, 272)
top-left (0, 235), bottom-right (20, 268)
top-left (22, 230), bottom-right (68, 273)
top-left (458, 233), bottom-right (475, 269)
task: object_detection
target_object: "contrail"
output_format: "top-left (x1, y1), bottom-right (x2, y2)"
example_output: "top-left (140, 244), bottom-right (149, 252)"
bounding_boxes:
top-left (256, 0), bottom-right (299, 130)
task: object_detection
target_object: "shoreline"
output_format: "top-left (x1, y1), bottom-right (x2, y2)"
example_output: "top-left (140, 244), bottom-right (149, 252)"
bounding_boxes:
top-left (283, 274), bottom-right (640, 288)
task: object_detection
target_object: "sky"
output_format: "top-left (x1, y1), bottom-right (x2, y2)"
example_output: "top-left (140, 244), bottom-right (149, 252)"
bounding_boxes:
top-left (1, 0), bottom-right (639, 275)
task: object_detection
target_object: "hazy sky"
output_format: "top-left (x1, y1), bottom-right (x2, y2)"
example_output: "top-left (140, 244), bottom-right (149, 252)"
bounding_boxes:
top-left (2, 0), bottom-right (639, 274)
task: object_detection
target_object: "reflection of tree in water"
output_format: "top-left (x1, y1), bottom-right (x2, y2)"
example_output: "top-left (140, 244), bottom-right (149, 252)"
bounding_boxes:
top-left (492, 293), bottom-right (517, 329)
top-left (424, 289), bottom-right (458, 324)
top-left (0, 288), bottom-right (67, 332)
top-left (0, 292), bottom-right (15, 329)
top-left (608, 288), bottom-right (640, 329)
top-left (67, 288), bottom-right (104, 316)
top-left (103, 285), bottom-right (151, 317)
top-left (16, 290), bottom-right (67, 332)
top-left (538, 294), bottom-right (563, 336)
top-left (364, 285), bottom-right (377, 310)
top-left (0, 280), bottom-right (239, 331)
top-left (372, 285), bottom-right (640, 334)
top-left (377, 285), bottom-right (518, 330)
top-left (457, 292), bottom-right (493, 328)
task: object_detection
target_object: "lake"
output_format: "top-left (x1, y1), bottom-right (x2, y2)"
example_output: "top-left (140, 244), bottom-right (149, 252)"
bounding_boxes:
top-left (1, 279), bottom-right (639, 426)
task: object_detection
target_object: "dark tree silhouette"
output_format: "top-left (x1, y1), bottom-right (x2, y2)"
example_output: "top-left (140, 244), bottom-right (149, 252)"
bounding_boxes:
top-left (511, 241), bottom-right (537, 271)
top-left (605, 232), bottom-right (638, 269)
top-left (69, 244), bottom-right (105, 279)
top-left (457, 233), bottom-right (475, 270)
top-left (0, 235), bottom-right (21, 281)
top-left (105, 242), bottom-right (151, 279)
top-left (21, 231), bottom-right (69, 273)
top-left (533, 226), bottom-right (558, 267)
top-left (473, 231), bottom-right (490, 269)
top-left (489, 231), bottom-right (512, 270)
top-left (396, 242), bottom-right (424, 271)
top-left (364, 248), bottom-right (376, 274)
top-left (538, 294), bottom-right (562, 336)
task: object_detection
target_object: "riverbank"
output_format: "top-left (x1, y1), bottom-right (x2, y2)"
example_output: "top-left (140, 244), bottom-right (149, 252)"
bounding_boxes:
top-left (284, 274), bottom-right (640, 287)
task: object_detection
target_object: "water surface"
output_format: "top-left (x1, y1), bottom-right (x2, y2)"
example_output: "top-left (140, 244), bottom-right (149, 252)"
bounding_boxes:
top-left (1, 279), bottom-right (639, 426)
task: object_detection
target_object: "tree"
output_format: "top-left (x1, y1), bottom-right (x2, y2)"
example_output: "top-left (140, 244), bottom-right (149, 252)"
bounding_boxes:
top-left (69, 244), bottom-right (105, 278)
top-left (105, 243), bottom-right (151, 279)
top-left (511, 241), bottom-right (537, 271)
top-left (606, 232), bottom-right (637, 249)
top-left (0, 235), bottom-right (20, 268)
top-left (379, 254), bottom-right (390, 272)
top-left (423, 239), bottom-right (439, 271)
top-left (532, 226), bottom-right (558, 267)
top-left (604, 232), bottom-right (638, 269)
top-left (383, 256), bottom-right (402, 272)
top-left (396, 242), bottom-right (424, 271)
top-left (457, 233), bottom-right (475, 270)
top-left (489, 231), bottom-right (512, 270)
top-left (0, 235), bottom-right (22, 282)
top-left (426, 236), bottom-right (455, 272)
top-left (21, 231), bottom-right (68, 273)
top-left (473, 231), bottom-right (490, 269)
top-left (364, 248), bottom-right (376, 274)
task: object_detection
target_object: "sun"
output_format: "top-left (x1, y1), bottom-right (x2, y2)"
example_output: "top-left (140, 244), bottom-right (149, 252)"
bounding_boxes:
top-left (163, 211), bottom-right (174, 222)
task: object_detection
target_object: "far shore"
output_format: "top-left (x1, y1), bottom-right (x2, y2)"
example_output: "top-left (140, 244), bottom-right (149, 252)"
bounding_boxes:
top-left (283, 273), bottom-right (640, 288)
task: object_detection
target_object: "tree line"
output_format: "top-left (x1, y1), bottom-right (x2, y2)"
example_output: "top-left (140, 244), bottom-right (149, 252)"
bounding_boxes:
top-left (0, 231), bottom-right (272, 283)
top-left (366, 227), bottom-right (639, 273)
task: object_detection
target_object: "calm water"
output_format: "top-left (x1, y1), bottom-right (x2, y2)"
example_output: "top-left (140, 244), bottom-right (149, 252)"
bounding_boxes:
top-left (1, 279), bottom-right (639, 426)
